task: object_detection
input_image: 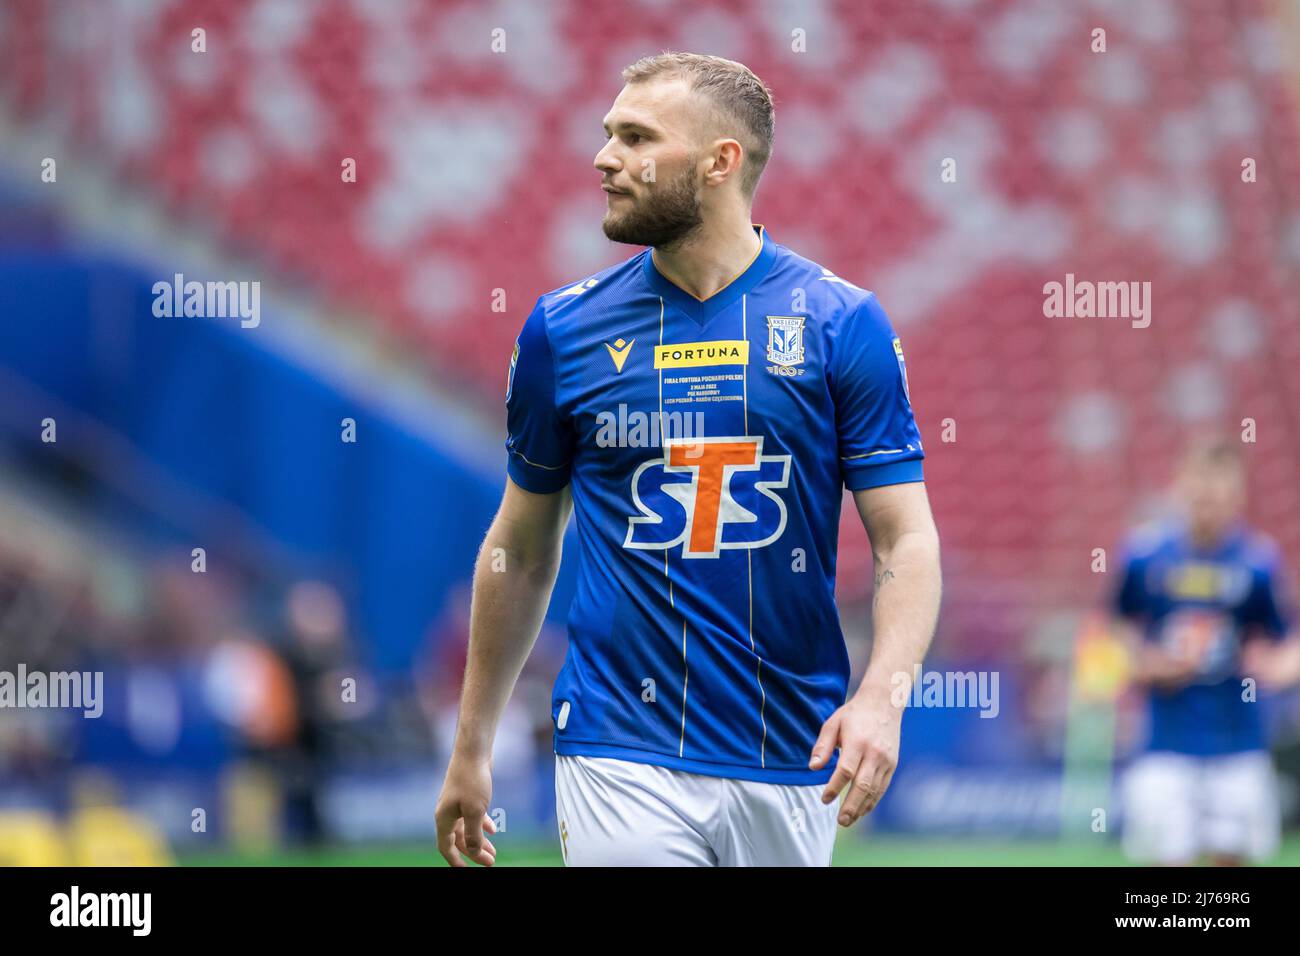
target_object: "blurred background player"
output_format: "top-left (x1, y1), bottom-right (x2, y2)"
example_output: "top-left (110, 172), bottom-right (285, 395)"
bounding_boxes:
top-left (1113, 436), bottom-right (1300, 865)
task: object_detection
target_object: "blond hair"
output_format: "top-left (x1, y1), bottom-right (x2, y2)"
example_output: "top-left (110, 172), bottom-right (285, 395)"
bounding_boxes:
top-left (1179, 433), bottom-right (1244, 474)
top-left (621, 52), bottom-right (775, 199)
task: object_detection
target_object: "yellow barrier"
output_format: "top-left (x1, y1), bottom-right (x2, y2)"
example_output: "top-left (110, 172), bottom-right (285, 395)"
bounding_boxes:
top-left (0, 807), bottom-right (172, 867)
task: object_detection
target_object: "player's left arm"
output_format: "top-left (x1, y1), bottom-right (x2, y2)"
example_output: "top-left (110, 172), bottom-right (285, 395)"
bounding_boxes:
top-left (1240, 554), bottom-right (1300, 690)
top-left (811, 480), bottom-right (941, 826)
top-left (1247, 635), bottom-right (1300, 689)
top-left (814, 292), bottom-right (942, 826)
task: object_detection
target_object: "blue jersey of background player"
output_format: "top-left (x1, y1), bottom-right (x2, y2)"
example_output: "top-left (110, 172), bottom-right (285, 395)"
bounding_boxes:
top-left (505, 226), bottom-right (923, 785)
top-left (1115, 520), bottom-right (1287, 753)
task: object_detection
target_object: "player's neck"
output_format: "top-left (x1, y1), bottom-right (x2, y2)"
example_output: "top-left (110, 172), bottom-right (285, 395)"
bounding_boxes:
top-left (651, 211), bottom-right (761, 301)
top-left (1187, 519), bottom-right (1236, 551)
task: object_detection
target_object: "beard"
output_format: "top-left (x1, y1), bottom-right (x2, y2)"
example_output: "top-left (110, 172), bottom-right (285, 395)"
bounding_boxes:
top-left (601, 160), bottom-right (704, 249)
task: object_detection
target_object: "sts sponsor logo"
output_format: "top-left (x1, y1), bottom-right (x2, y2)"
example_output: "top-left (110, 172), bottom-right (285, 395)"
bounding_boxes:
top-left (624, 436), bottom-right (791, 558)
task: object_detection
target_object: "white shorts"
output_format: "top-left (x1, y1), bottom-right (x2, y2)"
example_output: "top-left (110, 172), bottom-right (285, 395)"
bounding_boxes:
top-left (1121, 750), bottom-right (1281, 864)
top-left (554, 754), bottom-right (838, 866)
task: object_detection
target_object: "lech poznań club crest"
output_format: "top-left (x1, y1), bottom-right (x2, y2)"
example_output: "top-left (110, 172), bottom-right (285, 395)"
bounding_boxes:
top-left (766, 316), bottom-right (805, 373)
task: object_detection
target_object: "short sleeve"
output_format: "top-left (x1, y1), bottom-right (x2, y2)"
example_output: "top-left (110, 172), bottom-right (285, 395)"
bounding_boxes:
top-left (504, 299), bottom-right (574, 493)
top-left (1243, 554), bottom-right (1293, 639)
top-left (830, 294), bottom-right (925, 490)
top-left (1113, 549), bottom-right (1147, 621)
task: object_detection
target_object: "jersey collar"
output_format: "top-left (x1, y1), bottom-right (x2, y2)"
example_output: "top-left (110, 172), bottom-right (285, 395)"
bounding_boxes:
top-left (642, 224), bottom-right (777, 325)
top-left (1175, 517), bottom-right (1247, 558)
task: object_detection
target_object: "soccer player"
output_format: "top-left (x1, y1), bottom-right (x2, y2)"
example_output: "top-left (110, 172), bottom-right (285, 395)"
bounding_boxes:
top-left (435, 52), bottom-right (942, 866)
top-left (1113, 437), bottom-right (1300, 865)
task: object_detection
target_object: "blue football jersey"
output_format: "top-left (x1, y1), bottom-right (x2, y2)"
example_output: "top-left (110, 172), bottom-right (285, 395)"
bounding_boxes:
top-left (505, 225), bottom-right (924, 784)
top-left (1113, 519), bottom-right (1292, 755)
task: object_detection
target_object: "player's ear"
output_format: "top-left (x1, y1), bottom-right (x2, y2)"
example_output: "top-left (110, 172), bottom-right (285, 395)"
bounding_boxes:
top-left (705, 139), bottom-right (743, 187)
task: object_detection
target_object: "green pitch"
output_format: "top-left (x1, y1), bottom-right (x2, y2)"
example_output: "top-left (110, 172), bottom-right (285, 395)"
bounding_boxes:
top-left (182, 834), bottom-right (1300, 867)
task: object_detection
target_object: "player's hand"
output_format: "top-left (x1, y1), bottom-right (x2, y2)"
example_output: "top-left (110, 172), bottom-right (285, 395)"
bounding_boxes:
top-left (810, 690), bottom-right (902, 827)
top-left (1138, 643), bottom-right (1201, 689)
top-left (435, 753), bottom-right (498, 867)
top-left (1241, 638), bottom-right (1300, 691)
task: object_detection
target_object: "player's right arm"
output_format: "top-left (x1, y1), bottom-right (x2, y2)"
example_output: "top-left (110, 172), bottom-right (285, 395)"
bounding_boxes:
top-left (435, 477), bottom-right (572, 867)
top-left (1116, 618), bottom-right (1200, 688)
top-left (1111, 539), bottom-right (1199, 689)
top-left (436, 298), bottom-right (576, 867)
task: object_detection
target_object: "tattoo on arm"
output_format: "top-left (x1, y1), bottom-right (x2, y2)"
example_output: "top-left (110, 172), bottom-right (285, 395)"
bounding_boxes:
top-left (873, 568), bottom-right (895, 604)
